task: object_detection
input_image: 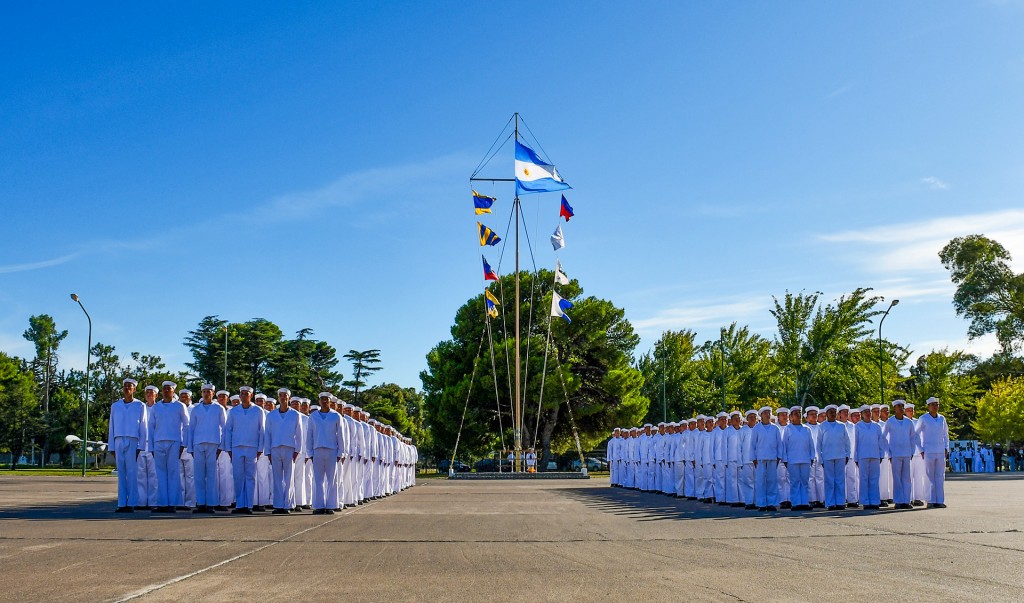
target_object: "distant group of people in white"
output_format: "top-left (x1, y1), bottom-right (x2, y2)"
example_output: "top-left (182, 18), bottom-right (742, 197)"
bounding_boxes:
top-left (949, 442), bottom-right (1020, 473)
top-left (106, 378), bottom-right (417, 515)
top-left (607, 398), bottom-right (950, 512)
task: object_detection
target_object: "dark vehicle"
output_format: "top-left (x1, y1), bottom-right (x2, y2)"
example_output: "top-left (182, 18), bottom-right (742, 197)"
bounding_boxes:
top-left (571, 457), bottom-right (609, 472)
top-left (437, 459), bottom-right (471, 473)
top-left (474, 458), bottom-right (500, 472)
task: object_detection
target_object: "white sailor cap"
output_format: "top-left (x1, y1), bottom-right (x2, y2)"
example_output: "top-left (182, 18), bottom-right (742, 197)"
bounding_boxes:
top-left (857, 405), bottom-right (870, 413)
top-left (613, 427), bottom-right (621, 432)
top-left (651, 426), bottom-right (660, 432)
top-left (745, 409), bottom-right (757, 417)
top-left (880, 404), bottom-right (890, 411)
top-left (239, 385), bottom-right (253, 393)
top-left (216, 390), bottom-right (229, 396)
top-left (870, 404), bottom-right (881, 410)
top-left (729, 411), bottom-right (741, 418)
top-left (687, 418), bottom-right (697, 424)
top-left (254, 393), bottom-right (267, 401)
top-left (805, 406), bottom-right (819, 413)
top-left (162, 380), bottom-right (177, 388)
top-left (310, 404), bottom-right (320, 411)
top-left (715, 412), bottom-right (728, 419)
top-left (643, 423), bottom-right (652, 428)
top-left (789, 406), bottom-right (802, 413)
top-left (319, 392), bottom-right (332, 399)
top-left (201, 383), bottom-right (215, 391)
top-left (123, 378), bottom-right (138, 386)
top-left (926, 396), bottom-right (940, 405)
top-left (301, 398), bottom-right (310, 404)
top-left (290, 396), bottom-right (301, 403)
top-left (230, 394), bottom-right (240, 401)
top-left (906, 403), bottom-right (915, 409)
top-left (758, 406), bottom-right (772, 414)
top-left (823, 404), bottom-right (838, 412)
top-left (775, 407), bottom-right (789, 415)
top-left (277, 388), bottom-right (291, 395)
top-left (144, 385), bottom-right (158, 392)
top-left (180, 389), bottom-right (193, 396)
top-left (838, 404), bottom-right (851, 412)
top-left (892, 399), bottom-right (906, 407)
top-left (696, 415), bottom-right (706, 421)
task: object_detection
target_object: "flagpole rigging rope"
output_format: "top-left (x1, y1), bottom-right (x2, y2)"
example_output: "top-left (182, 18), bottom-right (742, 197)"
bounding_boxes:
top-left (533, 308), bottom-right (554, 450)
top-left (518, 209), bottom-right (542, 447)
top-left (471, 115), bottom-right (515, 179)
top-left (553, 346), bottom-right (587, 468)
top-left (494, 206), bottom-right (516, 441)
top-left (450, 325), bottom-right (489, 469)
top-left (484, 312), bottom-right (506, 453)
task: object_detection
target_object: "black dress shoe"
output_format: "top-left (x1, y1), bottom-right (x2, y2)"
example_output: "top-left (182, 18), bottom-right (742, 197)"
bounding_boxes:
top-left (312, 509), bottom-right (325, 515)
top-left (846, 502), bottom-right (860, 508)
top-left (253, 505), bottom-right (266, 512)
top-left (325, 509), bottom-right (335, 515)
top-left (114, 506), bottom-right (133, 513)
top-left (934, 503), bottom-right (947, 508)
top-left (334, 507), bottom-right (343, 512)
top-left (231, 508), bottom-right (245, 514)
top-left (135, 506), bottom-right (150, 511)
top-left (241, 507), bottom-right (253, 514)
top-left (812, 502), bottom-right (826, 509)
top-left (214, 505), bottom-right (229, 512)
top-left (731, 502), bottom-right (745, 508)
top-left (766, 506), bottom-right (778, 512)
top-left (864, 505), bottom-right (880, 510)
top-left (175, 506), bottom-right (189, 511)
top-left (302, 505), bottom-right (312, 510)
top-left (717, 502), bottom-right (730, 506)
top-left (272, 508), bottom-right (290, 515)
top-left (879, 501), bottom-right (889, 508)
top-left (192, 507), bottom-right (206, 514)
top-left (758, 507), bottom-right (768, 512)
top-left (780, 501), bottom-right (791, 509)
top-left (911, 500), bottom-right (925, 507)
top-left (745, 504), bottom-right (757, 510)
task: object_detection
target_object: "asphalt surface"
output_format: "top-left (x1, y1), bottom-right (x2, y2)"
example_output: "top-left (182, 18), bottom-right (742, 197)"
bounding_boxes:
top-left (1, 473), bottom-right (1023, 602)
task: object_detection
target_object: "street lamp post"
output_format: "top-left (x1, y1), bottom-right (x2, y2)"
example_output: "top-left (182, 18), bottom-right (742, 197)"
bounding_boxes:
top-left (223, 325), bottom-right (228, 390)
top-left (70, 294), bottom-right (92, 477)
top-left (719, 333), bottom-right (727, 413)
top-left (878, 299), bottom-right (899, 406)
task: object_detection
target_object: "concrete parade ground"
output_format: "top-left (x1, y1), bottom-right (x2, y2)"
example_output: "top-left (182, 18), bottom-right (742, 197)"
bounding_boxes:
top-left (1, 474), bottom-right (1023, 603)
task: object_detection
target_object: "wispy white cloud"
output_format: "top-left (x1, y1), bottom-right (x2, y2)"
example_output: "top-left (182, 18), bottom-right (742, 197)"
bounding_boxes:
top-left (632, 298), bottom-right (768, 335)
top-left (921, 176), bottom-right (949, 190)
top-left (825, 83), bottom-right (854, 100)
top-left (907, 333), bottom-right (1000, 359)
top-left (0, 252), bottom-right (81, 274)
top-left (819, 209), bottom-right (1024, 274)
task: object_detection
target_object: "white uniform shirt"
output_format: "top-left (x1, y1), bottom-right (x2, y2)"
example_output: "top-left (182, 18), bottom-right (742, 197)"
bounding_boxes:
top-left (882, 417), bottom-right (916, 458)
top-left (149, 400), bottom-right (189, 449)
top-left (854, 420), bottom-right (884, 462)
top-left (264, 407), bottom-right (304, 453)
top-left (784, 423), bottom-right (815, 464)
top-left (108, 398), bottom-right (149, 450)
top-left (816, 421), bottom-right (851, 461)
top-left (188, 402), bottom-right (227, 451)
top-left (306, 409), bottom-right (345, 457)
top-left (749, 422), bottom-right (783, 461)
top-left (223, 404), bottom-right (265, 451)
top-left (915, 413), bottom-right (950, 454)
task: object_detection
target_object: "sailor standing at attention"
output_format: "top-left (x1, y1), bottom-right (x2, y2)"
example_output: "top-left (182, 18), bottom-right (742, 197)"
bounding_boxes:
top-left (188, 383), bottom-right (225, 513)
top-left (916, 397), bottom-right (950, 508)
top-left (177, 389), bottom-right (196, 510)
top-left (253, 394), bottom-right (273, 512)
top-left (136, 386), bottom-right (159, 510)
top-left (816, 405), bottom-right (851, 511)
top-left (265, 390), bottom-right (304, 514)
top-left (906, 403), bottom-right (927, 506)
top-left (223, 386), bottom-right (265, 514)
top-left (639, 424), bottom-right (655, 492)
top-left (803, 406), bottom-right (826, 508)
top-left (725, 412), bottom-right (743, 506)
top-left (108, 378), bottom-right (147, 512)
top-left (784, 406), bottom-right (815, 511)
top-left (308, 393), bottom-right (345, 514)
top-left (775, 408), bottom-right (792, 509)
top-left (148, 381), bottom-right (189, 513)
top-left (854, 405), bottom-right (884, 509)
top-left (883, 400), bottom-right (916, 509)
top-left (750, 407), bottom-right (783, 512)
top-left (739, 410), bottom-right (757, 509)
top-left (214, 391), bottom-right (234, 511)
top-left (712, 413), bottom-right (729, 505)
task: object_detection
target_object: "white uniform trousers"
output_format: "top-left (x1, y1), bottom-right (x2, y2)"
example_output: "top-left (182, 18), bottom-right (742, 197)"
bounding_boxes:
top-left (304, 460), bottom-right (314, 502)
top-left (643, 462), bottom-right (655, 491)
top-left (725, 462), bottom-right (740, 503)
top-left (911, 454), bottom-right (929, 502)
top-left (154, 440), bottom-right (183, 507)
top-left (193, 443), bottom-right (219, 507)
top-left (673, 461), bottom-right (686, 496)
top-left (311, 449), bottom-right (339, 510)
top-left (810, 462), bottom-right (825, 503)
top-left (754, 460), bottom-right (778, 508)
top-left (713, 463), bottom-right (726, 501)
top-left (179, 450), bottom-right (195, 508)
top-left (684, 462), bottom-right (696, 497)
top-left (857, 458), bottom-right (881, 506)
top-left (925, 453), bottom-right (946, 504)
top-left (337, 458), bottom-right (349, 507)
top-left (891, 456), bottom-right (912, 505)
top-left (256, 455), bottom-right (273, 506)
top-left (777, 462), bottom-right (791, 504)
top-left (231, 446), bottom-right (258, 509)
top-left (879, 457), bottom-right (893, 501)
top-left (136, 451), bottom-right (157, 507)
top-left (788, 463), bottom-right (810, 507)
top-left (823, 459), bottom-right (846, 508)
top-left (739, 463), bottom-right (755, 505)
top-left (845, 458), bottom-right (859, 503)
top-left (113, 437), bottom-right (140, 507)
top-left (217, 450), bottom-right (234, 507)
top-left (703, 463), bottom-right (715, 500)
top-left (270, 446), bottom-right (296, 510)
top-left (662, 462), bottom-right (673, 493)
top-left (291, 456), bottom-right (309, 506)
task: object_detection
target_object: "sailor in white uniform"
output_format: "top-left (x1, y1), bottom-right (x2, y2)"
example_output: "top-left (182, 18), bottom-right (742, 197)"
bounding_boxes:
top-left (177, 389), bottom-right (196, 510)
top-left (188, 383), bottom-right (225, 513)
top-left (906, 403), bottom-right (928, 506)
top-left (149, 381), bottom-right (189, 513)
top-left (136, 386), bottom-right (159, 509)
top-left (883, 400), bottom-right (916, 509)
top-left (803, 406), bottom-right (825, 508)
top-left (108, 378), bottom-right (147, 512)
top-left (739, 410), bottom-right (757, 509)
top-left (215, 391), bottom-right (234, 510)
top-left (265, 391), bottom-right (304, 514)
top-left (775, 408), bottom-right (792, 509)
top-left (712, 413), bottom-right (729, 505)
top-left (253, 394), bottom-right (273, 511)
top-left (838, 405), bottom-right (859, 507)
top-left (916, 397), bottom-right (950, 508)
top-left (854, 404), bottom-right (884, 509)
top-left (724, 411), bottom-right (743, 506)
top-left (223, 387), bottom-right (264, 514)
top-left (877, 404), bottom-right (894, 504)
top-left (816, 404), bottom-right (851, 510)
top-left (750, 407), bottom-right (783, 512)
top-left (308, 393), bottom-right (344, 514)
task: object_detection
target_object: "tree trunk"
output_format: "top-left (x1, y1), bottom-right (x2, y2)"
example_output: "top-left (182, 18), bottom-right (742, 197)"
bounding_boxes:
top-left (539, 405), bottom-right (561, 471)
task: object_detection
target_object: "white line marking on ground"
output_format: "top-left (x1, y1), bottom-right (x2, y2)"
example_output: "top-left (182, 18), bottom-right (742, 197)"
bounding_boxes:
top-left (111, 501), bottom-right (378, 603)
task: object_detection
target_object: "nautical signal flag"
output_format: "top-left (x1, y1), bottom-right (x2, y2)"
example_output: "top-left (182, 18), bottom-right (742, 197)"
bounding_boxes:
top-left (559, 195), bottom-right (574, 221)
top-left (554, 260), bottom-right (569, 285)
top-left (551, 291), bottom-right (573, 323)
top-left (485, 290), bottom-right (500, 318)
top-left (482, 255), bottom-right (499, 281)
top-left (478, 222), bottom-right (502, 246)
top-left (515, 140), bottom-right (571, 195)
top-left (550, 224), bottom-right (565, 251)
top-left (473, 190), bottom-right (496, 215)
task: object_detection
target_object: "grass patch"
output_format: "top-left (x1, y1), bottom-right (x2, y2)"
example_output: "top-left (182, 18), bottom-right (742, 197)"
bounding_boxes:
top-left (0, 468), bottom-right (114, 477)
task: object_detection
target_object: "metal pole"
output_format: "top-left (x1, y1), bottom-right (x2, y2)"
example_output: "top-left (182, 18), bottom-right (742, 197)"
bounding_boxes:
top-left (71, 294), bottom-right (92, 477)
top-left (878, 299), bottom-right (899, 406)
top-left (513, 113), bottom-right (522, 473)
top-left (223, 325), bottom-right (228, 390)
top-left (719, 335), bottom-right (727, 412)
top-left (661, 349), bottom-right (667, 423)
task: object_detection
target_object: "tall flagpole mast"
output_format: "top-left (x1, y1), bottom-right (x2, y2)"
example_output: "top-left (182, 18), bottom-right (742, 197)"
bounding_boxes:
top-left (513, 112), bottom-right (522, 473)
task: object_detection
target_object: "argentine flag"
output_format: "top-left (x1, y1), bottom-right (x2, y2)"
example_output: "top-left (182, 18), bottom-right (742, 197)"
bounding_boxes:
top-left (515, 140), bottom-right (571, 195)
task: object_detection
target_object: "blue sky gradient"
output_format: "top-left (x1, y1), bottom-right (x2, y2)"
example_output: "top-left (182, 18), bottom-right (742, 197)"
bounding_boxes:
top-left (2, 2), bottom-right (1023, 388)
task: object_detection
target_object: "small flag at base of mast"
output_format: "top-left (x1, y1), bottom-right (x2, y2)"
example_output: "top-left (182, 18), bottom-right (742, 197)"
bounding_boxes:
top-left (485, 290), bottom-right (500, 317)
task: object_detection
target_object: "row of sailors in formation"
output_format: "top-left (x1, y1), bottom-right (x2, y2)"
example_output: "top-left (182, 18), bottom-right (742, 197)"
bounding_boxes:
top-left (949, 445), bottom-right (1000, 473)
top-left (107, 379), bottom-right (418, 515)
top-left (607, 398), bottom-right (950, 511)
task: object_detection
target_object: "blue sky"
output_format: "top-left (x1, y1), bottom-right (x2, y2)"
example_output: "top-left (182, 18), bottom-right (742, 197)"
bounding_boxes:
top-left (2, 2), bottom-right (1023, 390)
